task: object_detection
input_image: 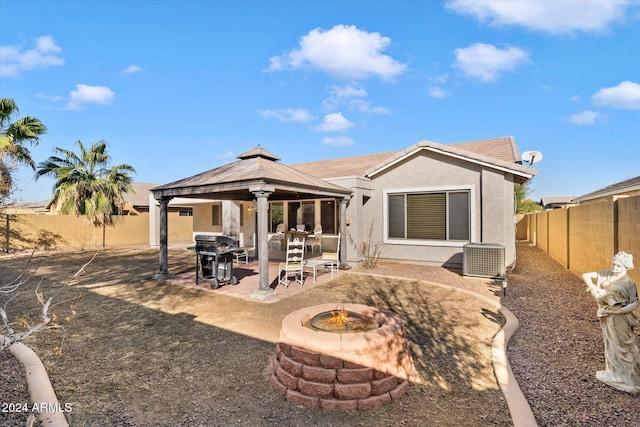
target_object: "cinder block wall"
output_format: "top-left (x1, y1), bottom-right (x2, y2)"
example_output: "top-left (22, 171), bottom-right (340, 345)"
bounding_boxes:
top-left (616, 196), bottom-right (640, 284)
top-left (548, 208), bottom-right (568, 268)
top-left (517, 195), bottom-right (639, 284)
top-left (567, 200), bottom-right (615, 279)
top-left (1, 214), bottom-right (192, 251)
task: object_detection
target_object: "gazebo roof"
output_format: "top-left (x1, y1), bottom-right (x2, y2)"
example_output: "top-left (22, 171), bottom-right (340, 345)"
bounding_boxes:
top-left (151, 147), bottom-right (352, 201)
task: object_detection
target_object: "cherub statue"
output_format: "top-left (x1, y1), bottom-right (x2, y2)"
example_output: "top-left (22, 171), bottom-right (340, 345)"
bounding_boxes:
top-left (582, 251), bottom-right (640, 393)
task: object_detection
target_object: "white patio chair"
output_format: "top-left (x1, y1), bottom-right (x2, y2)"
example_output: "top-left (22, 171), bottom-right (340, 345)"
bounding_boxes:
top-left (321, 233), bottom-right (340, 277)
top-left (306, 224), bottom-right (322, 253)
top-left (269, 223), bottom-right (286, 251)
top-left (234, 249), bottom-right (248, 265)
top-left (278, 238), bottom-right (306, 287)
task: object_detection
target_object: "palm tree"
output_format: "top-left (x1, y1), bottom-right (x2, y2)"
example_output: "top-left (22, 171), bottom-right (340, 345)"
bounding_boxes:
top-left (35, 140), bottom-right (136, 246)
top-left (0, 98), bottom-right (47, 200)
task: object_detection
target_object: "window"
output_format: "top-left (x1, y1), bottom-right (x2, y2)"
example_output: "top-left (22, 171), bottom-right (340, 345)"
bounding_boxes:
top-left (178, 210), bottom-right (193, 217)
top-left (387, 190), bottom-right (470, 242)
top-left (320, 200), bottom-right (336, 234)
top-left (212, 204), bottom-right (221, 226)
top-left (270, 202), bottom-right (283, 232)
top-left (301, 201), bottom-right (315, 231)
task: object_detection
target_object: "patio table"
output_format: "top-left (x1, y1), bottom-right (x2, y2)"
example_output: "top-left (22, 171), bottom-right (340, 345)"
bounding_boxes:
top-left (304, 259), bottom-right (332, 283)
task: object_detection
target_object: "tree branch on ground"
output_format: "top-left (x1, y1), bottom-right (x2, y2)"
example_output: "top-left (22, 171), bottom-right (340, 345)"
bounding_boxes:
top-left (0, 251), bottom-right (96, 351)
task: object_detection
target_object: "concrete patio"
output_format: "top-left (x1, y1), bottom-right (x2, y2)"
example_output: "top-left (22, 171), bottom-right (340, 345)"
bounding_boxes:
top-left (164, 249), bottom-right (344, 303)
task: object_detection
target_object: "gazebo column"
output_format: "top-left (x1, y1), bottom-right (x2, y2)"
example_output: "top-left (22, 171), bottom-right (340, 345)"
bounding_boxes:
top-left (153, 197), bottom-right (172, 279)
top-left (250, 188), bottom-right (277, 301)
top-left (339, 197), bottom-right (349, 268)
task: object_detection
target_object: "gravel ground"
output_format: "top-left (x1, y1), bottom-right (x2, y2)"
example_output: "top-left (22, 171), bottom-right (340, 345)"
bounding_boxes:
top-left (2, 242), bottom-right (639, 426)
top-left (504, 243), bottom-right (639, 426)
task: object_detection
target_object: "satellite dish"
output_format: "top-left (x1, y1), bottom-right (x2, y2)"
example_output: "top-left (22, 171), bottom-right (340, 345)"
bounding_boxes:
top-left (521, 150), bottom-right (543, 166)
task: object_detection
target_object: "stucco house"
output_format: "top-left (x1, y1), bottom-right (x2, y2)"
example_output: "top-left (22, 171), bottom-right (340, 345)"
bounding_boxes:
top-left (151, 137), bottom-right (536, 295)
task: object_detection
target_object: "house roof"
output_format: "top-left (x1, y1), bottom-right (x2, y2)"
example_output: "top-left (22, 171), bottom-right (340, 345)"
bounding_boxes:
top-left (452, 136), bottom-right (521, 163)
top-left (540, 196), bottom-right (576, 208)
top-left (124, 182), bottom-right (158, 207)
top-left (290, 136), bottom-right (535, 183)
top-left (573, 175), bottom-right (640, 203)
top-left (151, 148), bottom-right (352, 201)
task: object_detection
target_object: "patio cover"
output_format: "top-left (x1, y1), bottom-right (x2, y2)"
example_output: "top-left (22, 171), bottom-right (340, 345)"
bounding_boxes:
top-left (150, 146), bottom-right (352, 300)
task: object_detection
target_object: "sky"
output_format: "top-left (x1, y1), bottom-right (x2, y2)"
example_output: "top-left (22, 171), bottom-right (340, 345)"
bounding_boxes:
top-left (1, 0), bottom-right (639, 204)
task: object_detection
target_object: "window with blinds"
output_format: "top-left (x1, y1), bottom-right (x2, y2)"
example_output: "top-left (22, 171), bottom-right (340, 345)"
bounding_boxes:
top-left (387, 190), bottom-right (470, 241)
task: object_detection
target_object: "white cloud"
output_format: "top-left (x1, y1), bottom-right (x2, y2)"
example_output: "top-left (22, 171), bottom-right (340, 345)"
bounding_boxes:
top-left (321, 136), bottom-right (354, 147)
top-left (313, 113), bottom-right (355, 132)
top-left (36, 93), bottom-right (65, 103)
top-left (215, 150), bottom-right (235, 159)
top-left (453, 43), bottom-right (529, 82)
top-left (257, 108), bottom-right (314, 123)
top-left (429, 74), bottom-right (449, 84)
top-left (122, 64), bottom-right (142, 74)
top-left (66, 84), bottom-right (115, 111)
top-left (0, 35), bottom-right (64, 77)
top-left (428, 86), bottom-right (449, 99)
top-left (266, 25), bottom-right (407, 81)
top-left (569, 110), bottom-right (603, 125)
top-left (591, 81), bottom-right (640, 110)
top-left (321, 84), bottom-right (389, 113)
top-left (570, 95), bottom-right (581, 103)
top-left (348, 99), bottom-right (390, 114)
top-left (445, 0), bottom-right (635, 35)
top-left (322, 84), bottom-right (367, 110)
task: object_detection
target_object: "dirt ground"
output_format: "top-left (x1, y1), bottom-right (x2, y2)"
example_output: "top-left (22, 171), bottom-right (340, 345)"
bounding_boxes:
top-left (2, 243), bottom-right (639, 426)
top-left (1, 246), bottom-right (508, 426)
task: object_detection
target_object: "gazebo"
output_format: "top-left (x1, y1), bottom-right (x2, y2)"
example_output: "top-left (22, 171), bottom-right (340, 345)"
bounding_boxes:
top-left (150, 146), bottom-right (352, 300)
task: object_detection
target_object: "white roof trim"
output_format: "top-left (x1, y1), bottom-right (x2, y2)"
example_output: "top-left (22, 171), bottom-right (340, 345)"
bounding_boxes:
top-left (367, 145), bottom-right (535, 180)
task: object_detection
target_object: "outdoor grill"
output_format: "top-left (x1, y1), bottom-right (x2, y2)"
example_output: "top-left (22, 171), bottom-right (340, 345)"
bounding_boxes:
top-left (194, 235), bottom-right (243, 289)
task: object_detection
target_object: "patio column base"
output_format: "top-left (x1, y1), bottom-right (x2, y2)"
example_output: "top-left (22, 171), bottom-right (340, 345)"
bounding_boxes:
top-left (250, 288), bottom-right (277, 301)
top-left (152, 272), bottom-right (173, 280)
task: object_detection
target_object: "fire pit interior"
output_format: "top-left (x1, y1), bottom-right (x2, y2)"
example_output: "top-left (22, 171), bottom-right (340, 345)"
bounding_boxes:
top-left (306, 305), bottom-right (379, 333)
top-left (271, 303), bottom-right (416, 411)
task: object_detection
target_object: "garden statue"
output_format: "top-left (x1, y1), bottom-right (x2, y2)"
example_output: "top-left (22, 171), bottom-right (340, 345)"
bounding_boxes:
top-left (582, 251), bottom-right (640, 393)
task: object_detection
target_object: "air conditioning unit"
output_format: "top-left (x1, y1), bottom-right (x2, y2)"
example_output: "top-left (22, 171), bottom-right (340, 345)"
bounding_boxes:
top-left (463, 242), bottom-right (506, 279)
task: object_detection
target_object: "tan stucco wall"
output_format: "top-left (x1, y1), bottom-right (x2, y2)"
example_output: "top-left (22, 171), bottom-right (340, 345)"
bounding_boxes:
top-left (1, 213), bottom-right (192, 251)
top-left (192, 202), bottom-right (223, 234)
top-left (352, 151), bottom-right (517, 267)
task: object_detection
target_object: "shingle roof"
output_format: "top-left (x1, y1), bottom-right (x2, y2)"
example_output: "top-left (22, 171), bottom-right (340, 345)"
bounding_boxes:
top-left (451, 136), bottom-right (521, 163)
top-left (573, 175), bottom-right (640, 202)
top-left (152, 152), bottom-right (351, 200)
top-left (290, 136), bottom-right (531, 180)
top-left (124, 182), bottom-right (158, 207)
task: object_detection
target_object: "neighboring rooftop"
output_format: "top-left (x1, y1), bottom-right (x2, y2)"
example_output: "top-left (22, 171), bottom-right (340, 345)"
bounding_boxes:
top-left (573, 175), bottom-right (640, 203)
top-left (540, 196), bottom-right (576, 209)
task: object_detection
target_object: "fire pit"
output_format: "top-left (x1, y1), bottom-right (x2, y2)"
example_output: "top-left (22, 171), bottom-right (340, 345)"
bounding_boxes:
top-left (271, 303), bottom-right (416, 411)
top-left (307, 305), bottom-right (379, 333)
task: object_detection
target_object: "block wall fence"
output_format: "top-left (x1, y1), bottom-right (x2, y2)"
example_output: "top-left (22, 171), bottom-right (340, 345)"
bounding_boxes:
top-left (516, 195), bottom-right (640, 284)
top-left (1, 214), bottom-right (193, 252)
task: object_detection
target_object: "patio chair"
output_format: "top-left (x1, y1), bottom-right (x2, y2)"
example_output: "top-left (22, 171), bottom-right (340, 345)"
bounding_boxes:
top-left (278, 238), bottom-right (306, 287)
top-left (306, 224), bottom-right (322, 253)
top-left (269, 223), bottom-right (286, 251)
top-left (234, 248), bottom-right (249, 265)
top-left (321, 233), bottom-right (340, 277)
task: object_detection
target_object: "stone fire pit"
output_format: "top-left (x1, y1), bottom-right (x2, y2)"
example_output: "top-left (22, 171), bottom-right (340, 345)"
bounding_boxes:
top-left (270, 303), bottom-right (416, 411)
